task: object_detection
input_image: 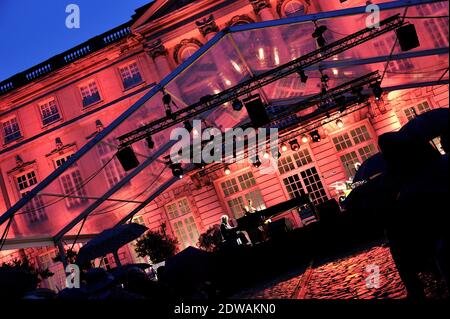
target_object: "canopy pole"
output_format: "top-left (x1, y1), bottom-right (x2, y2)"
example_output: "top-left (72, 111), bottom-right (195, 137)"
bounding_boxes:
top-left (113, 251), bottom-right (122, 267)
top-left (57, 240), bottom-right (69, 269)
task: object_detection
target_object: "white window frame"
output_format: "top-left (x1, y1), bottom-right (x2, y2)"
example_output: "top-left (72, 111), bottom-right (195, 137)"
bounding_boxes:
top-left (331, 120), bottom-right (379, 179)
top-left (277, 145), bottom-right (329, 205)
top-left (52, 151), bottom-right (88, 209)
top-left (165, 197), bottom-right (200, 249)
top-left (118, 60), bottom-right (144, 91)
top-left (13, 168), bottom-right (47, 224)
top-left (1, 115), bottom-right (22, 145)
top-left (402, 99), bottom-right (433, 123)
top-left (216, 169), bottom-right (266, 219)
top-left (78, 79), bottom-right (102, 109)
top-left (96, 139), bottom-right (127, 188)
top-left (38, 97), bottom-right (62, 127)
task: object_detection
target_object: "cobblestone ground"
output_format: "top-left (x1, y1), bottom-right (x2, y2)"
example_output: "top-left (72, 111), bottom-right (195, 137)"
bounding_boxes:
top-left (232, 245), bottom-right (449, 299)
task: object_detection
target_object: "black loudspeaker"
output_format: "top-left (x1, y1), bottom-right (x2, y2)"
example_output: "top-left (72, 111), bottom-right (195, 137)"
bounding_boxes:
top-left (116, 146), bottom-right (140, 171)
top-left (268, 218), bottom-right (293, 237)
top-left (395, 24), bottom-right (420, 52)
top-left (316, 199), bottom-right (340, 221)
top-left (243, 94), bottom-right (270, 128)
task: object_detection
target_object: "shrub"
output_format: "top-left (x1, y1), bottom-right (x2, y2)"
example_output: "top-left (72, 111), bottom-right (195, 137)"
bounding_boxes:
top-left (135, 223), bottom-right (179, 264)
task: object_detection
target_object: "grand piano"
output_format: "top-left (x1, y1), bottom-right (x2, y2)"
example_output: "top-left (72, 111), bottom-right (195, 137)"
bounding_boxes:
top-left (235, 196), bottom-right (317, 237)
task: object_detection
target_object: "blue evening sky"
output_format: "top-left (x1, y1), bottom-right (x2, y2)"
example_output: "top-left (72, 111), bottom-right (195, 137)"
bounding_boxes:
top-left (0, 0), bottom-right (152, 82)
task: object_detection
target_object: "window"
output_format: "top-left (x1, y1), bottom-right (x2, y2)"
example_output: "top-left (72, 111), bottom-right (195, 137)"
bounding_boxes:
top-left (172, 216), bottom-right (200, 249)
top-left (278, 148), bottom-right (314, 175)
top-left (332, 124), bottom-right (372, 151)
top-left (373, 36), bottom-right (414, 72)
top-left (16, 170), bottom-right (47, 224)
top-left (278, 156), bottom-right (296, 175)
top-left (2, 117), bottom-right (22, 144)
top-left (332, 133), bottom-right (352, 152)
top-left (350, 125), bottom-right (371, 145)
top-left (96, 139), bottom-right (127, 188)
top-left (119, 62), bottom-right (143, 89)
top-left (293, 149), bottom-right (313, 167)
top-left (227, 189), bottom-right (265, 219)
top-left (39, 99), bottom-right (61, 125)
top-left (220, 179), bottom-right (239, 197)
top-left (424, 20), bottom-right (449, 48)
top-left (54, 153), bottom-right (88, 209)
top-left (80, 81), bottom-right (101, 108)
top-left (278, 147), bottom-right (327, 204)
top-left (237, 172), bottom-right (256, 190)
top-left (403, 101), bottom-right (432, 121)
top-left (220, 171), bottom-right (266, 219)
top-left (166, 198), bottom-right (191, 220)
top-left (38, 250), bottom-right (57, 270)
top-left (283, 167), bottom-right (328, 205)
top-left (284, 0), bottom-right (306, 17)
top-left (332, 124), bottom-right (378, 178)
top-left (166, 198), bottom-right (200, 249)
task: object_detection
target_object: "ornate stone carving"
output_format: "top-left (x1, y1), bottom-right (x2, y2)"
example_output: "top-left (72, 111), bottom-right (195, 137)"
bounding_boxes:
top-left (249, 0), bottom-right (272, 15)
top-left (195, 15), bottom-right (219, 38)
top-left (173, 38), bottom-right (203, 64)
top-left (145, 39), bottom-right (168, 60)
top-left (226, 14), bottom-right (256, 27)
top-left (7, 156), bottom-right (36, 174)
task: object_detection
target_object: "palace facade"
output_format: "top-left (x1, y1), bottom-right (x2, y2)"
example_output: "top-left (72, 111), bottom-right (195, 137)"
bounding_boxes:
top-left (0, 0), bottom-right (448, 290)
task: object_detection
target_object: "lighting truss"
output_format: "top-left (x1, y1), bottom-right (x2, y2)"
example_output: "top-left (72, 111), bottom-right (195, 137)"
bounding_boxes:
top-left (191, 71), bottom-right (381, 176)
top-left (117, 14), bottom-right (405, 148)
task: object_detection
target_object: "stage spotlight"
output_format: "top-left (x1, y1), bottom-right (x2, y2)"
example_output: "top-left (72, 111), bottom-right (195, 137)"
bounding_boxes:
top-left (351, 86), bottom-right (365, 103)
top-left (145, 135), bottom-right (155, 149)
top-left (232, 99), bottom-right (244, 111)
top-left (310, 130), bottom-right (321, 143)
top-left (224, 166), bottom-right (231, 175)
top-left (253, 156), bottom-right (262, 168)
top-left (369, 82), bottom-right (383, 101)
top-left (184, 120), bottom-right (193, 133)
top-left (289, 139), bottom-right (300, 152)
top-left (297, 69), bottom-right (308, 83)
top-left (301, 135), bottom-right (309, 144)
top-left (280, 143), bottom-right (288, 153)
top-left (169, 162), bottom-right (183, 179)
top-left (336, 119), bottom-right (344, 128)
top-left (243, 94), bottom-right (270, 128)
top-left (312, 25), bottom-right (328, 48)
top-left (195, 161), bottom-right (207, 170)
top-left (334, 96), bottom-right (347, 113)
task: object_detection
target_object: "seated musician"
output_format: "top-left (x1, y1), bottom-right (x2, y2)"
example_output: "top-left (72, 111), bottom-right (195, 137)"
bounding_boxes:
top-left (220, 215), bottom-right (251, 246)
top-left (243, 199), bottom-right (257, 216)
top-left (242, 199), bottom-right (268, 243)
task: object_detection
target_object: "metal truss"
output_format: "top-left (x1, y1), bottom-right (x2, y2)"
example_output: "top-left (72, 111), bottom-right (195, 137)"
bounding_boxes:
top-left (117, 15), bottom-right (404, 148)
